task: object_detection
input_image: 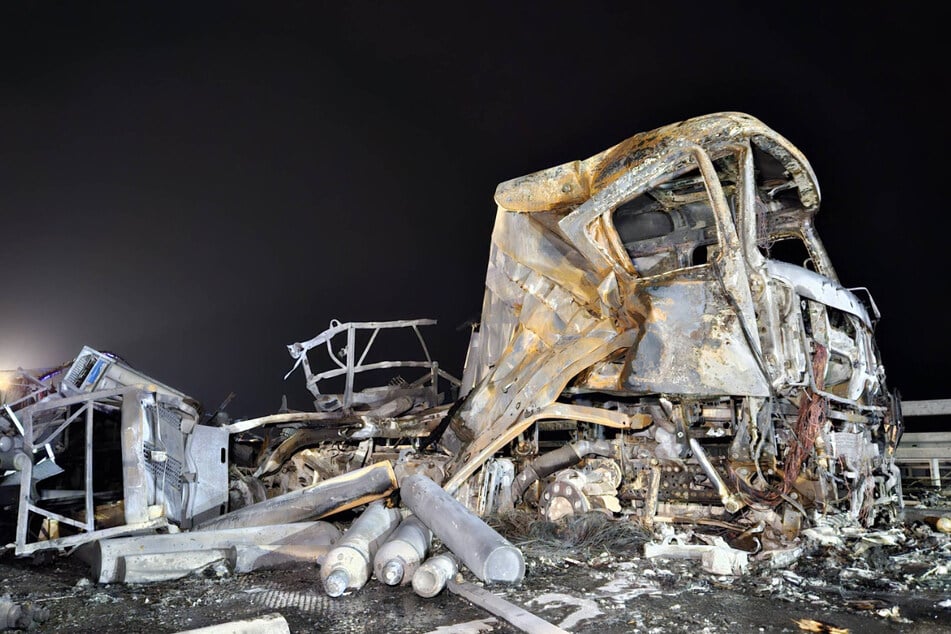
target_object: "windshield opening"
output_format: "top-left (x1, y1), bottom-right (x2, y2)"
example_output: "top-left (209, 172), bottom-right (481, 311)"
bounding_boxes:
top-left (613, 155), bottom-right (737, 278)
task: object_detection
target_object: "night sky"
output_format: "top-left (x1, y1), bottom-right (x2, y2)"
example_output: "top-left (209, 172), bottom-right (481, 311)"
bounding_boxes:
top-left (1, 3), bottom-right (947, 428)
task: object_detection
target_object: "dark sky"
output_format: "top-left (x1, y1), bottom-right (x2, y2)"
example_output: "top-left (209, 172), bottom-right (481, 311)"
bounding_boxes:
top-left (1, 2), bottom-right (947, 424)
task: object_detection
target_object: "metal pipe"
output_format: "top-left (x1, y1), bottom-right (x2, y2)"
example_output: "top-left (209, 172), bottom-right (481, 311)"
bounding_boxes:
top-left (688, 438), bottom-right (745, 513)
top-left (400, 473), bottom-right (524, 585)
top-left (320, 500), bottom-right (402, 597)
top-left (253, 428), bottom-right (349, 477)
top-left (373, 513), bottom-right (432, 586)
top-left (511, 439), bottom-right (614, 499)
top-left (81, 521), bottom-right (341, 583)
top-left (412, 552), bottom-right (459, 598)
top-left (196, 461), bottom-right (397, 531)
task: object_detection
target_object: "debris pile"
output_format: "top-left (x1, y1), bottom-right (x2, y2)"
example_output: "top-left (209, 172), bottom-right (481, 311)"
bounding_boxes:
top-left (2, 112), bottom-right (948, 631)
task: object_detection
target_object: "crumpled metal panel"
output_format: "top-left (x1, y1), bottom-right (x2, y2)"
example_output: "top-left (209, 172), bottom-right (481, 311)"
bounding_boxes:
top-left (620, 281), bottom-right (770, 397)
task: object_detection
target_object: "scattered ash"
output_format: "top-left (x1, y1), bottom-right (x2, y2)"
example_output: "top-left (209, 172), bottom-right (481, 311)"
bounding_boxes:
top-left (0, 501), bottom-right (949, 633)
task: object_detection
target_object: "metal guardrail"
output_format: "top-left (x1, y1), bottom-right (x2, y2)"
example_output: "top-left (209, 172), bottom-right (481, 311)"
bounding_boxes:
top-left (896, 399), bottom-right (951, 488)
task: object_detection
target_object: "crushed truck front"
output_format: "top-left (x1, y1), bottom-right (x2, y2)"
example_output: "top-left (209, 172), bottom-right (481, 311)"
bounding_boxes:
top-left (439, 112), bottom-right (901, 542)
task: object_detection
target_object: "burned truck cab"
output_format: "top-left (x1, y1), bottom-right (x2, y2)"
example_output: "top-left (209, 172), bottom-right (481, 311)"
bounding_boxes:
top-left (443, 113), bottom-right (901, 537)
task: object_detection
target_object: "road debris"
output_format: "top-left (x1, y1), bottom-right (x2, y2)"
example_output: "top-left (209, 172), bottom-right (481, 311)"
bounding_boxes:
top-left (173, 612), bottom-right (290, 634)
top-left (643, 526), bottom-right (750, 575)
top-left (524, 593), bottom-right (603, 631)
top-left (421, 618), bottom-right (499, 634)
top-left (794, 618), bottom-right (849, 633)
top-left (0, 597), bottom-right (20, 631)
top-left (447, 579), bottom-right (567, 634)
top-left (0, 594), bottom-right (48, 631)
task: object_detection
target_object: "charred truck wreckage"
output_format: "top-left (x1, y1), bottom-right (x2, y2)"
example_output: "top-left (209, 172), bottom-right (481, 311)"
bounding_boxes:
top-left (0, 113), bottom-right (911, 625)
top-left (269, 111), bottom-right (903, 537)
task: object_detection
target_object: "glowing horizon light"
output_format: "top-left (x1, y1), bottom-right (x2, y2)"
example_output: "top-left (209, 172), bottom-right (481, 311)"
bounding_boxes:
top-left (0, 335), bottom-right (77, 374)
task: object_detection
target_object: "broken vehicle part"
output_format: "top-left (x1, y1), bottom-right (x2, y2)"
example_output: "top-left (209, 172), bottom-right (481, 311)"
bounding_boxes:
top-left (197, 460), bottom-right (397, 531)
top-left (447, 579), bottom-right (568, 634)
top-left (2, 347), bottom-right (228, 555)
top-left (61, 347), bottom-right (226, 528)
top-left (373, 513), bottom-right (432, 585)
top-left (78, 521), bottom-right (341, 583)
top-left (400, 473), bottom-right (525, 585)
top-left (223, 320), bottom-right (460, 505)
top-left (511, 439), bottom-right (614, 500)
top-left (643, 529), bottom-right (750, 576)
top-left (284, 319), bottom-right (459, 412)
top-left (412, 552), bottom-right (460, 598)
top-left (537, 460), bottom-right (623, 521)
top-left (320, 500), bottom-right (402, 597)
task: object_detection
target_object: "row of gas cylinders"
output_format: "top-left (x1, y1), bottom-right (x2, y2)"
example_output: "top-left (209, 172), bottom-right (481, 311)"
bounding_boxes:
top-left (319, 473), bottom-right (525, 598)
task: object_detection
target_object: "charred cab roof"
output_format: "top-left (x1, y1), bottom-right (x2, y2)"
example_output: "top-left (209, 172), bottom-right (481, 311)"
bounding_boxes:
top-left (494, 112), bottom-right (820, 214)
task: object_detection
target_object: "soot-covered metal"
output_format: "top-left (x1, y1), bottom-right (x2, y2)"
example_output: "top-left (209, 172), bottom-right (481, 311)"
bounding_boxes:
top-left (3, 113), bottom-right (942, 634)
